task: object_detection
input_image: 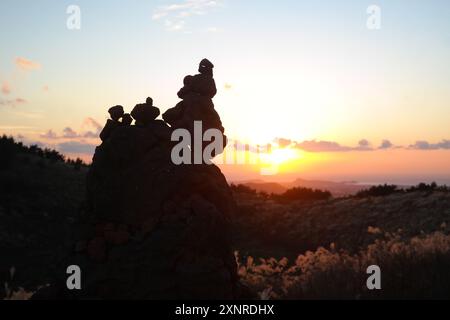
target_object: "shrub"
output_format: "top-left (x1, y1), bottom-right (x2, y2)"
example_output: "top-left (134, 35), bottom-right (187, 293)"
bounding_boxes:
top-left (237, 231), bottom-right (450, 299)
top-left (272, 187), bottom-right (331, 203)
top-left (230, 184), bottom-right (258, 195)
top-left (356, 184), bottom-right (399, 198)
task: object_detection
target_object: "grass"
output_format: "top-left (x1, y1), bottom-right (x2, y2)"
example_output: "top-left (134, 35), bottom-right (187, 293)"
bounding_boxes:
top-left (237, 231), bottom-right (450, 299)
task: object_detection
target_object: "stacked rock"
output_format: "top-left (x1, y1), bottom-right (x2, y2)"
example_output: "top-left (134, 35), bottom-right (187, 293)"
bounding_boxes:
top-left (99, 105), bottom-right (135, 141)
top-left (130, 97), bottom-right (160, 126)
top-left (33, 61), bottom-right (241, 300)
top-left (99, 105), bottom-right (125, 141)
top-left (163, 59), bottom-right (227, 158)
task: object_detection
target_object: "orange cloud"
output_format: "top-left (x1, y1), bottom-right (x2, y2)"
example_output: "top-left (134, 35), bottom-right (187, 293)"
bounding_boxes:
top-left (0, 98), bottom-right (27, 107)
top-left (1, 81), bottom-right (11, 95)
top-left (15, 57), bottom-right (41, 71)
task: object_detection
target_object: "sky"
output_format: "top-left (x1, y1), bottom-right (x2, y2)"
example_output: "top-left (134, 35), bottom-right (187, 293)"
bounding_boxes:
top-left (1, 0), bottom-right (450, 184)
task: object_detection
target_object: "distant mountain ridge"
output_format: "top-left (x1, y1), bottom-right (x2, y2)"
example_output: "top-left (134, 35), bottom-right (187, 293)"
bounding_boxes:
top-left (235, 178), bottom-right (371, 196)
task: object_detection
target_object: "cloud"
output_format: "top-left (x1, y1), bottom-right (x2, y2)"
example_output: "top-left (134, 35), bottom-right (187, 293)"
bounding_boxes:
top-left (83, 131), bottom-right (99, 138)
top-left (82, 117), bottom-right (102, 138)
top-left (0, 97), bottom-right (27, 107)
top-left (39, 117), bottom-right (102, 141)
top-left (275, 137), bottom-right (292, 148)
top-left (358, 139), bottom-right (370, 148)
top-left (379, 139), bottom-right (393, 149)
top-left (409, 140), bottom-right (450, 150)
top-left (152, 0), bottom-right (222, 31)
top-left (295, 140), bottom-right (353, 152)
top-left (40, 129), bottom-right (58, 139)
top-left (2, 81), bottom-right (11, 95)
top-left (15, 57), bottom-right (41, 71)
top-left (355, 139), bottom-right (372, 151)
top-left (165, 19), bottom-right (186, 31)
top-left (62, 127), bottom-right (78, 138)
top-left (57, 141), bottom-right (96, 155)
top-left (83, 117), bottom-right (102, 131)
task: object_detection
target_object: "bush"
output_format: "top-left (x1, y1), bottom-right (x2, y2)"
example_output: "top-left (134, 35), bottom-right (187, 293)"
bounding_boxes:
top-left (0, 134), bottom-right (87, 168)
top-left (272, 187), bottom-right (331, 203)
top-left (237, 231), bottom-right (450, 299)
top-left (356, 184), bottom-right (399, 198)
top-left (230, 184), bottom-right (258, 195)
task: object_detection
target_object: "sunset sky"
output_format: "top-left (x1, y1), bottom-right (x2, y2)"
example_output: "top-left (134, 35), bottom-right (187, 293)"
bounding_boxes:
top-left (1, 0), bottom-right (450, 184)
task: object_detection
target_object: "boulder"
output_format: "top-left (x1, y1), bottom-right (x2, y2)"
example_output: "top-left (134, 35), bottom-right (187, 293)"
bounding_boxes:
top-left (72, 124), bottom-right (238, 299)
top-left (121, 113), bottom-right (133, 126)
top-left (131, 98), bottom-right (160, 126)
top-left (108, 105), bottom-right (124, 122)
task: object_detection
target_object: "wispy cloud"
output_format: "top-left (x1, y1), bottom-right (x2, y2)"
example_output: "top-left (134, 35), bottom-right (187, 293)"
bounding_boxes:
top-left (39, 117), bottom-right (102, 141)
top-left (83, 117), bottom-right (102, 130)
top-left (274, 137), bottom-right (293, 148)
top-left (57, 141), bottom-right (96, 155)
top-left (295, 140), bottom-right (353, 152)
top-left (409, 140), bottom-right (450, 150)
top-left (355, 139), bottom-right (372, 151)
top-left (0, 97), bottom-right (27, 107)
top-left (379, 139), bottom-right (393, 149)
top-left (63, 127), bottom-right (78, 138)
top-left (2, 81), bottom-right (11, 95)
top-left (40, 129), bottom-right (58, 139)
top-left (152, 0), bottom-right (223, 32)
top-left (15, 57), bottom-right (41, 71)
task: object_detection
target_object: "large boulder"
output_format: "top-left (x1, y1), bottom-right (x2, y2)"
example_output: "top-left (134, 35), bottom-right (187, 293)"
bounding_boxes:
top-left (71, 124), bottom-right (239, 299)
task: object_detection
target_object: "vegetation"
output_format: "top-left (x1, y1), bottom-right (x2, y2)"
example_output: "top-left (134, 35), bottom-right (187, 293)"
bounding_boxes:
top-left (356, 184), bottom-right (399, 198)
top-left (0, 136), bottom-right (88, 297)
top-left (237, 231), bottom-right (450, 299)
top-left (0, 135), bottom-right (88, 170)
top-left (2, 137), bottom-right (450, 299)
top-left (356, 182), bottom-right (448, 198)
top-left (273, 187), bottom-right (331, 203)
top-left (231, 183), bottom-right (331, 203)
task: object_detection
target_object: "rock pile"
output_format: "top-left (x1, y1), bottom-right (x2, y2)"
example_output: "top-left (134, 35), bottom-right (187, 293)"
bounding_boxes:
top-left (163, 59), bottom-right (227, 156)
top-left (34, 59), bottom-right (239, 300)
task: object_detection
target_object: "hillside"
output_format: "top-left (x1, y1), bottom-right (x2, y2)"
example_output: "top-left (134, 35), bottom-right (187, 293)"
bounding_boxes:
top-left (0, 136), bottom-right (88, 293)
top-left (239, 178), bottom-right (370, 196)
top-left (2, 136), bottom-right (450, 299)
top-left (232, 189), bottom-right (450, 258)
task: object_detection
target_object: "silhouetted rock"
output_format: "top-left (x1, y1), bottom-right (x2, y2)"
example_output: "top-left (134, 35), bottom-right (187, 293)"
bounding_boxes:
top-left (131, 97), bottom-right (160, 126)
top-left (69, 124), bottom-right (238, 299)
top-left (164, 59), bottom-right (226, 158)
top-left (121, 113), bottom-right (133, 126)
top-left (100, 105), bottom-right (126, 141)
top-left (99, 119), bottom-right (120, 142)
top-left (177, 60), bottom-right (217, 99)
top-left (199, 58), bottom-right (214, 75)
top-left (108, 105), bottom-right (124, 122)
top-left (31, 61), bottom-right (235, 300)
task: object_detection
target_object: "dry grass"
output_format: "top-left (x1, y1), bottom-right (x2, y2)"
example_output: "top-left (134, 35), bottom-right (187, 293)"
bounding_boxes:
top-left (237, 231), bottom-right (450, 299)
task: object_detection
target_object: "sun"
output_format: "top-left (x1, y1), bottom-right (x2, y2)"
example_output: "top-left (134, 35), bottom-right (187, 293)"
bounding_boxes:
top-left (264, 147), bottom-right (302, 165)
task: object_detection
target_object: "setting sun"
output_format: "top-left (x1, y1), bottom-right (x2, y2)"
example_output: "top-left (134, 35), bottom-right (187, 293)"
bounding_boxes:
top-left (259, 147), bottom-right (303, 166)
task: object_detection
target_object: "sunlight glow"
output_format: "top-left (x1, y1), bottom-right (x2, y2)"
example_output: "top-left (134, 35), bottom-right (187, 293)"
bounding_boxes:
top-left (262, 147), bottom-right (302, 165)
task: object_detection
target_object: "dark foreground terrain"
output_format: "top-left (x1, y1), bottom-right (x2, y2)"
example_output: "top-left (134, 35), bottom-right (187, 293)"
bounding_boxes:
top-left (1, 136), bottom-right (450, 299)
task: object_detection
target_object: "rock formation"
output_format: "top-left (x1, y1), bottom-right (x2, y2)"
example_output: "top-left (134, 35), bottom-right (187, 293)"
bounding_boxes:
top-left (131, 97), bottom-right (160, 126)
top-left (99, 105), bottom-right (125, 141)
top-left (163, 58), bottom-right (227, 158)
top-left (33, 60), bottom-right (239, 300)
